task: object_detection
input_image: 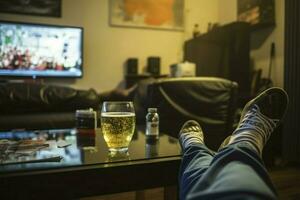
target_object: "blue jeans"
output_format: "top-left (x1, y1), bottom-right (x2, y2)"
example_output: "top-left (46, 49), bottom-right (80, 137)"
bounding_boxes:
top-left (179, 142), bottom-right (277, 200)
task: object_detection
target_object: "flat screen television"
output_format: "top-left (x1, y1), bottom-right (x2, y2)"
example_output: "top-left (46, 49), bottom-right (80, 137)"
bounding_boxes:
top-left (0, 21), bottom-right (83, 78)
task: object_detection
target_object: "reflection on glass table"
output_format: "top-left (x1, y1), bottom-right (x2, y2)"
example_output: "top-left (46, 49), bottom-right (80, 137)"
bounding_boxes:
top-left (0, 127), bottom-right (181, 173)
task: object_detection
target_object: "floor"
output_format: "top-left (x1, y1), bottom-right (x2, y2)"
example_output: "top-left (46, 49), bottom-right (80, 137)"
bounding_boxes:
top-left (270, 166), bottom-right (300, 199)
top-left (81, 165), bottom-right (300, 200)
top-left (81, 188), bottom-right (163, 200)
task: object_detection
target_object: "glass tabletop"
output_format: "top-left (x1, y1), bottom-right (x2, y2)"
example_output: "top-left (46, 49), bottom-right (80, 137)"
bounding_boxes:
top-left (0, 127), bottom-right (182, 173)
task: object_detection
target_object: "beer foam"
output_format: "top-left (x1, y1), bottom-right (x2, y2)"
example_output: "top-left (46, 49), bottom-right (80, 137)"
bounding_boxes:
top-left (101, 112), bottom-right (135, 117)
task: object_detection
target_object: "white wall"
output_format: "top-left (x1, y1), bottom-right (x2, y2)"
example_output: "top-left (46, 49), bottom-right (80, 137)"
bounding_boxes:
top-left (218, 0), bottom-right (236, 25)
top-left (218, 0), bottom-right (284, 87)
top-left (251, 0), bottom-right (284, 87)
top-left (184, 0), bottom-right (219, 40)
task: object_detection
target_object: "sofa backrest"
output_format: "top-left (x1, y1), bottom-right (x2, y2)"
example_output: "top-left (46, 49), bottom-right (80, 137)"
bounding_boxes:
top-left (146, 77), bottom-right (239, 150)
top-left (0, 82), bottom-right (100, 114)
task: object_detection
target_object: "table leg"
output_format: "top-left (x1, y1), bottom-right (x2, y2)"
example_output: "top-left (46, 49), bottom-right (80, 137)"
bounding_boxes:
top-left (164, 185), bottom-right (178, 200)
top-left (135, 190), bottom-right (146, 200)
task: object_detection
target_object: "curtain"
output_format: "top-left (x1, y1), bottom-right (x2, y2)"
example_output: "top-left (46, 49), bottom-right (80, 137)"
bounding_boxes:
top-left (283, 0), bottom-right (300, 162)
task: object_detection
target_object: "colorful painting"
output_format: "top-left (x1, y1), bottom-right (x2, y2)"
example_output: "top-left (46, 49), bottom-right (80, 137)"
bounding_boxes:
top-left (0, 0), bottom-right (61, 17)
top-left (110, 0), bottom-right (184, 31)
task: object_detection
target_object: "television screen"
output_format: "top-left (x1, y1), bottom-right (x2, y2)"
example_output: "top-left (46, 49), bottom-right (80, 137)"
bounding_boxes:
top-left (0, 21), bottom-right (83, 78)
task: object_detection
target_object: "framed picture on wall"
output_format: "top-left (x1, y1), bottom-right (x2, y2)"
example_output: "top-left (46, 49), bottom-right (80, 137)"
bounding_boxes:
top-left (109, 0), bottom-right (184, 31)
top-left (0, 0), bottom-right (62, 17)
top-left (237, 0), bottom-right (275, 30)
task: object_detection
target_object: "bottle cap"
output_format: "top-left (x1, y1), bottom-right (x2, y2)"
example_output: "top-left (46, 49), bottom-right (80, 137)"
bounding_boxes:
top-left (148, 108), bottom-right (157, 113)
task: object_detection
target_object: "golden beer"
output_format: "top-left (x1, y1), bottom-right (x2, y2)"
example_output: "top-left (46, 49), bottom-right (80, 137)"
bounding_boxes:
top-left (101, 112), bottom-right (136, 151)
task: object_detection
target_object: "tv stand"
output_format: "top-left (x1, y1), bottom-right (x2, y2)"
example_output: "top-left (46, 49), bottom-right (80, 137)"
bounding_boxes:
top-left (23, 78), bottom-right (45, 84)
top-left (0, 78), bottom-right (45, 84)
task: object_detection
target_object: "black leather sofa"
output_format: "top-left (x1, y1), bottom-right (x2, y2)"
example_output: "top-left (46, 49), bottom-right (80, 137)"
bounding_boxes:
top-left (0, 82), bottom-right (101, 130)
top-left (0, 82), bottom-right (138, 130)
top-left (0, 78), bottom-right (239, 151)
top-left (136, 77), bottom-right (239, 150)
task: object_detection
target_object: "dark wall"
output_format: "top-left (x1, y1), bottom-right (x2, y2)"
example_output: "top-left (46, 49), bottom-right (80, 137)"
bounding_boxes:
top-left (184, 22), bottom-right (251, 105)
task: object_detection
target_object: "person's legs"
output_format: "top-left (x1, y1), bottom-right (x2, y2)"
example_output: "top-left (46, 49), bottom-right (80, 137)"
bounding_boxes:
top-left (179, 87), bottom-right (289, 200)
top-left (186, 142), bottom-right (277, 200)
top-left (178, 120), bottom-right (215, 199)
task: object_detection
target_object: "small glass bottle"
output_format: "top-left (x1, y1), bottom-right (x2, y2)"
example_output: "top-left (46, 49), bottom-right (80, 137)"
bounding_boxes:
top-left (146, 108), bottom-right (159, 140)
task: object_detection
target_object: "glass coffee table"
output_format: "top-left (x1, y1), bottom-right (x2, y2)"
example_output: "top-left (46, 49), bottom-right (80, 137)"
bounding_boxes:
top-left (0, 127), bottom-right (182, 199)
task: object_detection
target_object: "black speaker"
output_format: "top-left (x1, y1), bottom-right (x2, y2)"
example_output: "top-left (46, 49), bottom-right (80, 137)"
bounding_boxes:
top-left (126, 58), bottom-right (138, 75)
top-left (147, 57), bottom-right (160, 75)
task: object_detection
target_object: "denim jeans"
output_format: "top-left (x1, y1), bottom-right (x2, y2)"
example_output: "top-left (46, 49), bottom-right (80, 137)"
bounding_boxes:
top-left (179, 142), bottom-right (277, 200)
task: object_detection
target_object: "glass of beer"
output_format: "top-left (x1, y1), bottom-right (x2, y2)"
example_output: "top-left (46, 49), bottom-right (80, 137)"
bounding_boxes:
top-left (101, 101), bottom-right (136, 153)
